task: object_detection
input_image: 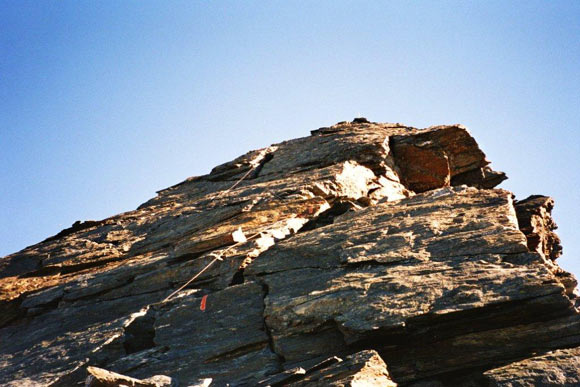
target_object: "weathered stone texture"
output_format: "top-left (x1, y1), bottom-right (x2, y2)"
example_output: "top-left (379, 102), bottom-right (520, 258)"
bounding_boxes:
top-left (484, 346), bottom-right (580, 386)
top-left (0, 118), bottom-right (577, 386)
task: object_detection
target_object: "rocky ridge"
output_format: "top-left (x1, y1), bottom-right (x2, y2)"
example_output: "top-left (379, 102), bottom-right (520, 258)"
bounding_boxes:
top-left (1, 118), bottom-right (578, 386)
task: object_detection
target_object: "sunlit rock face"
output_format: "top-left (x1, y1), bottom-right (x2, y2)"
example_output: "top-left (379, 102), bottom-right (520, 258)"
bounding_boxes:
top-left (1, 118), bottom-right (577, 386)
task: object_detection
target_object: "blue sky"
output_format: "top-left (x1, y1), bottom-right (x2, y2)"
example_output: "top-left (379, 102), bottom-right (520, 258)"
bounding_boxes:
top-left (1, 1), bottom-right (579, 276)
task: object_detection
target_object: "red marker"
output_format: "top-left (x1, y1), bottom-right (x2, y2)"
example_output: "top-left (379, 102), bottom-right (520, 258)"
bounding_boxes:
top-left (200, 295), bottom-right (208, 311)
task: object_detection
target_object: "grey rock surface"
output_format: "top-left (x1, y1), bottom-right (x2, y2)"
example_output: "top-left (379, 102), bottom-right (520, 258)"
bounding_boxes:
top-left (0, 119), bottom-right (577, 386)
top-left (484, 346), bottom-right (580, 386)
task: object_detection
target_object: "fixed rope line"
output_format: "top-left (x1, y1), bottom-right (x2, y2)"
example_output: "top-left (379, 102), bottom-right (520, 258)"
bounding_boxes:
top-left (103, 163), bottom-right (261, 279)
top-left (161, 164), bottom-right (263, 303)
top-left (162, 255), bottom-right (221, 303)
top-left (162, 231), bottom-right (262, 303)
top-left (223, 165), bottom-right (256, 193)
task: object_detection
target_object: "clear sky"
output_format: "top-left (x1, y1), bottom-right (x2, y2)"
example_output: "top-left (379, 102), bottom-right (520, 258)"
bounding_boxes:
top-left (1, 2), bottom-right (579, 276)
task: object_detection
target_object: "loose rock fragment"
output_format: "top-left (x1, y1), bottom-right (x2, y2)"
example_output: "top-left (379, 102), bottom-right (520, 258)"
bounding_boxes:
top-left (85, 366), bottom-right (174, 387)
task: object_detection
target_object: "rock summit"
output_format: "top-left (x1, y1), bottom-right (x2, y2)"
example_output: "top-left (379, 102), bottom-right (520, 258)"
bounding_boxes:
top-left (1, 119), bottom-right (578, 386)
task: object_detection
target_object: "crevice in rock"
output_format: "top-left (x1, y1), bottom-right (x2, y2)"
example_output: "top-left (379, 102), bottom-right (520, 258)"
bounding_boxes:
top-left (123, 308), bottom-right (157, 355)
top-left (299, 200), bottom-right (360, 233)
top-left (167, 250), bottom-right (207, 266)
top-left (451, 166), bottom-right (507, 189)
top-left (204, 342), bottom-right (271, 364)
top-left (248, 152), bottom-right (274, 179)
top-left (0, 297), bottom-right (25, 329)
top-left (247, 251), bottom-right (551, 279)
top-left (344, 258), bottom-right (412, 270)
top-left (19, 255), bottom-right (126, 278)
top-left (260, 281), bottom-right (286, 366)
top-left (250, 259), bottom-right (413, 277)
top-left (286, 161), bottom-right (330, 175)
top-left (249, 265), bottom-right (327, 277)
top-left (229, 268), bottom-right (245, 286)
top-left (63, 288), bottom-right (167, 310)
top-left (24, 295), bottom-right (64, 318)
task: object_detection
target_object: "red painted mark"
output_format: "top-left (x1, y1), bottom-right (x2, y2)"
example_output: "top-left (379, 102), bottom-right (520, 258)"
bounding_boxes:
top-left (200, 295), bottom-right (208, 311)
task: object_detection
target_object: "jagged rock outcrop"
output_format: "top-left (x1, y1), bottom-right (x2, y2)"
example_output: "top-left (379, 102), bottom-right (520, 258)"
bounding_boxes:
top-left (0, 118), bottom-right (577, 386)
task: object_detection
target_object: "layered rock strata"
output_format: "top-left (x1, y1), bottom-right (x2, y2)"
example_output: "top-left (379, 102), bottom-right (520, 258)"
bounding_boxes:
top-left (0, 118), bottom-right (577, 386)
